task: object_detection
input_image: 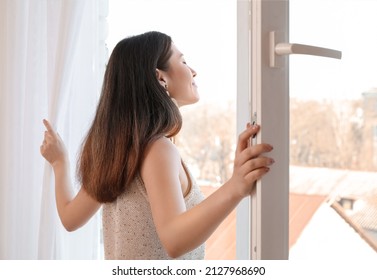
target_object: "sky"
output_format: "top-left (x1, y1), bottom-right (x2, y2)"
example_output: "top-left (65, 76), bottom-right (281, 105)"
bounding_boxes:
top-left (106, 0), bottom-right (237, 105)
top-left (290, 0), bottom-right (377, 100)
top-left (106, 0), bottom-right (377, 102)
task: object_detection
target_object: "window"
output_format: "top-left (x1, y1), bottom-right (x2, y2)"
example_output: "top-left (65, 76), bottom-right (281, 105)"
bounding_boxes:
top-left (107, 0), bottom-right (377, 261)
top-left (289, 0), bottom-right (377, 260)
top-left (237, 0), bottom-right (377, 260)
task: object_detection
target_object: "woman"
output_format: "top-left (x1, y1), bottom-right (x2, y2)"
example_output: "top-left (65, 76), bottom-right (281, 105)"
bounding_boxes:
top-left (40, 31), bottom-right (274, 260)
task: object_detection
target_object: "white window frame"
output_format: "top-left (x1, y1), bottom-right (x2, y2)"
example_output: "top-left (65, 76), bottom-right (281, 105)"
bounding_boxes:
top-left (236, 0), bottom-right (290, 260)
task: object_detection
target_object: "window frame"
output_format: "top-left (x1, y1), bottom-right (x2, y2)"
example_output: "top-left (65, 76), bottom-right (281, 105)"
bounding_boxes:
top-left (236, 0), bottom-right (290, 260)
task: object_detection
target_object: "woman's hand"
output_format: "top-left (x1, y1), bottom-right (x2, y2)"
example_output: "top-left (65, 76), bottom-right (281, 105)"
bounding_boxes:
top-left (40, 119), bottom-right (68, 168)
top-left (39, 119), bottom-right (101, 231)
top-left (229, 123), bottom-right (274, 198)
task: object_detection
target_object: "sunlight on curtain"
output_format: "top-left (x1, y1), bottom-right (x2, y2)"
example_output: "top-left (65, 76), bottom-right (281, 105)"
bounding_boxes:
top-left (0, 0), bottom-right (105, 259)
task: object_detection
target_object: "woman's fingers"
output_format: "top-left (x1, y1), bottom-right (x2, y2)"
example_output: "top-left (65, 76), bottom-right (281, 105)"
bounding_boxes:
top-left (43, 119), bottom-right (57, 136)
top-left (235, 124), bottom-right (260, 155)
top-left (231, 124), bottom-right (275, 196)
top-left (234, 141), bottom-right (274, 187)
top-left (244, 166), bottom-right (271, 183)
top-left (43, 119), bottom-right (52, 131)
top-left (41, 119), bottom-right (57, 152)
top-left (235, 143), bottom-right (273, 167)
top-left (240, 156), bottom-right (274, 176)
top-left (42, 119), bottom-right (62, 145)
top-left (40, 119), bottom-right (68, 166)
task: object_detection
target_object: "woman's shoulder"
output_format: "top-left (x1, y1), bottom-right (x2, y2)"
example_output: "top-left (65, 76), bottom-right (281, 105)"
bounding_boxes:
top-left (143, 137), bottom-right (180, 167)
top-left (149, 136), bottom-right (175, 149)
top-left (148, 136), bottom-right (177, 154)
top-left (140, 137), bottom-right (181, 187)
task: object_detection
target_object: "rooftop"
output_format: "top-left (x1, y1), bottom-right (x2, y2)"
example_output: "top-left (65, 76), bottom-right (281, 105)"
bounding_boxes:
top-left (201, 166), bottom-right (377, 260)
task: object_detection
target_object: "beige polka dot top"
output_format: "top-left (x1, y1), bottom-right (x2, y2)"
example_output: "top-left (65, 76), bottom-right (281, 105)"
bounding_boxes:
top-left (102, 164), bottom-right (205, 260)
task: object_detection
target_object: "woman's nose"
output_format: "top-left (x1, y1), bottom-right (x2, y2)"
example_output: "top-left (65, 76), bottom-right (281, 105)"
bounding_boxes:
top-left (190, 67), bottom-right (197, 77)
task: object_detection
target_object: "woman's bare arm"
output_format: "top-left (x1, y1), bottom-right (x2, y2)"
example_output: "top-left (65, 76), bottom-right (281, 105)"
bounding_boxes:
top-left (40, 119), bottom-right (101, 231)
top-left (141, 124), bottom-right (274, 258)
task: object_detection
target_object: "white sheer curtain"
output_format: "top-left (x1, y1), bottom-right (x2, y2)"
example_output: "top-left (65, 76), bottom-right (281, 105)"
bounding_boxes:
top-left (0, 0), bottom-right (106, 259)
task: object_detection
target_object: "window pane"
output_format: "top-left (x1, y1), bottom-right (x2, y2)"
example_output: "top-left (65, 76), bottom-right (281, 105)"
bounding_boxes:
top-left (289, 0), bottom-right (377, 260)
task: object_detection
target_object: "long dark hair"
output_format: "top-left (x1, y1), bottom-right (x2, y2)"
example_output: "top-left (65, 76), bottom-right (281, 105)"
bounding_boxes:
top-left (78, 31), bottom-right (182, 203)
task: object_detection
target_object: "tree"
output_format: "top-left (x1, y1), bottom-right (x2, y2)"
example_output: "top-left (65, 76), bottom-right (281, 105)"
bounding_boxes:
top-left (177, 97), bottom-right (372, 187)
top-left (290, 98), bottom-right (367, 170)
top-left (176, 101), bottom-right (236, 185)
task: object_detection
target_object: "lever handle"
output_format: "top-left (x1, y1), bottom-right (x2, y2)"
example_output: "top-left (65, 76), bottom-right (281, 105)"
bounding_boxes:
top-left (270, 31), bottom-right (342, 67)
top-left (275, 43), bottom-right (342, 59)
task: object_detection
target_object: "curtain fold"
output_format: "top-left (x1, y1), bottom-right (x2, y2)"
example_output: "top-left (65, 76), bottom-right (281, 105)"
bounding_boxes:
top-left (38, 0), bottom-right (87, 260)
top-left (0, 0), bottom-right (102, 259)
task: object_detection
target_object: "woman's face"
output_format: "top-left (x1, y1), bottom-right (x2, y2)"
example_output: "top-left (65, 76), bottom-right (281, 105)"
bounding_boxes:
top-left (162, 44), bottom-right (199, 107)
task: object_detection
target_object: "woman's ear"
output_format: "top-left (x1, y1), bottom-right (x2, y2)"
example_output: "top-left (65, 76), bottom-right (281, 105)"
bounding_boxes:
top-left (155, 69), bottom-right (168, 88)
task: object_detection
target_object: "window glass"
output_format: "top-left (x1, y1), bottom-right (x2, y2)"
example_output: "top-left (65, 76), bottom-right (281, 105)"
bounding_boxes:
top-left (289, 0), bottom-right (377, 259)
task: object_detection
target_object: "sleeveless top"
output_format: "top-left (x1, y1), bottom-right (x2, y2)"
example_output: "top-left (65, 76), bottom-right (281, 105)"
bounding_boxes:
top-left (102, 163), bottom-right (206, 260)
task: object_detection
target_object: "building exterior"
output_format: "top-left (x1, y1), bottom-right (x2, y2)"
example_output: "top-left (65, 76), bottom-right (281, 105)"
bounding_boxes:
top-left (202, 166), bottom-right (377, 260)
top-left (362, 88), bottom-right (377, 168)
